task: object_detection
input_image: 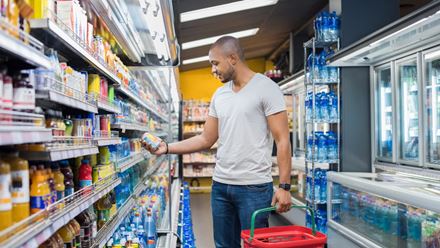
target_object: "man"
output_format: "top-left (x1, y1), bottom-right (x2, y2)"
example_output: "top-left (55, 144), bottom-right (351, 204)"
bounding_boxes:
top-left (145, 36), bottom-right (292, 247)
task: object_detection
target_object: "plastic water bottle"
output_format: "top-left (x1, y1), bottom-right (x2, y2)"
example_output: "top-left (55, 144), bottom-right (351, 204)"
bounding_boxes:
top-left (305, 92), bottom-right (312, 122)
top-left (313, 55), bottom-right (320, 83)
top-left (328, 92), bottom-right (338, 123)
top-left (306, 54), bottom-right (314, 84)
top-left (320, 170), bottom-right (327, 202)
top-left (320, 92), bottom-right (329, 122)
top-left (326, 131), bottom-right (337, 161)
top-left (146, 213), bottom-right (157, 248)
top-left (322, 12), bottom-right (330, 42)
top-left (317, 132), bottom-right (327, 163)
top-left (319, 51), bottom-right (328, 83)
top-left (332, 12), bottom-right (341, 41)
top-left (314, 169), bottom-right (321, 202)
top-left (315, 13), bottom-right (322, 40)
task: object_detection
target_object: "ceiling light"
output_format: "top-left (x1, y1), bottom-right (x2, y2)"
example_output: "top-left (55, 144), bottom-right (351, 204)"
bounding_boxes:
top-left (180, 0), bottom-right (278, 22)
top-left (182, 28), bottom-right (259, 50)
top-left (182, 55), bottom-right (210, 65)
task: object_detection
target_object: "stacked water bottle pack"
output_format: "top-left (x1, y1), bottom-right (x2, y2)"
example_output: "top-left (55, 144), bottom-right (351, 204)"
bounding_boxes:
top-left (305, 90), bottom-right (338, 123)
top-left (179, 182), bottom-right (196, 248)
top-left (306, 49), bottom-right (339, 84)
top-left (314, 11), bottom-right (340, 43)
top-left (305, 168), bottom-right (328, 234)
top-left (106, 178), bottom-right (168, 248)
top-left (306, 131), bottom-right (338, 163)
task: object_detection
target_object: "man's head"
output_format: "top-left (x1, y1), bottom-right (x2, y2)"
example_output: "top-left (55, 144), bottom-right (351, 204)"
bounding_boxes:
top-left (208, 36), bottom-right (245, 83)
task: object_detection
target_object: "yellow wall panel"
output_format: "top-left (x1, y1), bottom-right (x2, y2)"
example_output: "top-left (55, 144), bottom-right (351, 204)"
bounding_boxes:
top-left (180, 57), bottom-right (267, 101)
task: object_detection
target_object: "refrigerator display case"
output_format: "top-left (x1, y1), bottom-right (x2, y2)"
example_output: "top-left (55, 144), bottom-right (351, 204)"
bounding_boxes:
top-left (425, 49), bottom-right (440, 166)
top-left (327, 172), bottom-right (440, 248)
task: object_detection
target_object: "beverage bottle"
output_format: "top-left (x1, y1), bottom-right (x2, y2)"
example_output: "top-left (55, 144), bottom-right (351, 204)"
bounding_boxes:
top-left (314, 92), bottom-right (321, 121)
top-left (306, 54), bottom-right (313, 84)
top-left (313, 55), bottom-right (320, 83)
top-left (315, 12), bottom-right (322, 40)
top-left (314, 169), bottom-right (321, 202)
top-left (60, 160), bottom-right (74, 197)
top-left (78, 159), bottom-right (92, 189)
top-left (75, 212), bottom-right (91, 247)
top-left (305, 92), bottom-right (312, 122)
top-left (30, 169), bottom-right (51, 214)
top-left (87, 207), bottom-right (98, 242)
top-left (52, 163), bottom-right (65, 204)
top-left (320, 92), bottom-right (329, 122)
top-left (46, 166), bottom-right (56, 204)
top-left (2, 152), bottom-right (30, 222)
top-left (69, 219), bottom-right (81, 248)
top-left (0, 160), bottom-right (12, 231)
top-left (109, 190), bottom-right (117, 217)
top-left (322, 12), bottom-right (330, 42)
top-left (38, 236), bottom-right (59, 248)
top-left (320, 170), bottom-right (327, 203)
top-left (319, 50), bottom-right (328, 83)
top-left (96, 194), bottom-right (112, 229)
top-left (53, 232), bottom-right (64, 248)
top-left (57, 224), bottom-right (75, 248)
top-left (316, 132), bottom-right (327, 162)
top-left (146, 212), bottom-right (157, 248)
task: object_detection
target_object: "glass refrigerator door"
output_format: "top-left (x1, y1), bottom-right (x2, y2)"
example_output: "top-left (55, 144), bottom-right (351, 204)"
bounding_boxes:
top-left (376, 67), bottom-right (393, 160)
top-left (398, 59), bottom-right (419, 162)
top-left (425, 50), bottom-right (440, 165)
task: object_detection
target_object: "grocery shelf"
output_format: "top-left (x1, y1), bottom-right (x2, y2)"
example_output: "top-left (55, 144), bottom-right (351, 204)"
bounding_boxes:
top-left (29, 18), bottom-right (122, 85)
top-left (97, 97), bottom-right (121, 114)
top-left (116, 85), bottom-right (168, 123)
top-left (304, 37), bottom-right (338, 49)
top-left (93, 198), bottom-right (136, 248)
top-left (20, 145), bottom-right (99, 161)
top-left (35, 84), bottom-right (98, 114)
top-left (111, 122), bottom-right (150, 132)
top-left (189, 186), bottom-right (212, 193)
top-left (0, 126), bottom-right (52, 146)
top-left (0, 17), bottom-right (52, 69)
top-left (94, 137), bottom-right (121, 147)
top-left (116, 152), bottom-right (148, 172)
top-left (0, 175), bottom-right (121, 248)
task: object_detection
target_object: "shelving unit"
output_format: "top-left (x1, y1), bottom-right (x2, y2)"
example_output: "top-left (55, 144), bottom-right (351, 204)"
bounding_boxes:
top-left (0, 126), bottom-right (52, 146)
top-left (20, 145), bottom-right (99, 161)
top-left (0, 174), bottom-right (121, 248)
top-left (116, 151), bottom-right (149, 172)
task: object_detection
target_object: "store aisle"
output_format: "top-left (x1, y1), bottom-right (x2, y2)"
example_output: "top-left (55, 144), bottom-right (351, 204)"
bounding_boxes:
top-left (191, 193), bottom-right (215, 248)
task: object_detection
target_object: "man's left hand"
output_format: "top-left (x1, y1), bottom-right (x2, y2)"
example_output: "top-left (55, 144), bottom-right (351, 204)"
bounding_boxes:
top-left (271, 188), bottom-right (292, 213)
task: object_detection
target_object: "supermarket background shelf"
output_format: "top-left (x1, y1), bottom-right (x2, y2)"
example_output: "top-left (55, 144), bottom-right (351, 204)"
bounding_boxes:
top-left (0, 175), bottom-right (121, 248)
top-left (97, 99), bottom-right (122, 114)
top-left (111, 122), bottom-right (154, 133)
top-left (36, 89), bottom-right (98, 113)
top-left (94, 137), bottom-right (121, 146)
top-left (0, 17), bottom-right (52, 69)
top-left (29, 18), bottom-right (122, 85)
top-left (116, 85), bottom-right (168, 123)
top-left (0, 126), bottom-right (52, 146)
top-left (20, 146), bottom-right (99, 161)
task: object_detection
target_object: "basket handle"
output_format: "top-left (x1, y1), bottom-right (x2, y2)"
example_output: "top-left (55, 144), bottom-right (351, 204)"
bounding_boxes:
top-left (249, 205), bottom-right (316, 242)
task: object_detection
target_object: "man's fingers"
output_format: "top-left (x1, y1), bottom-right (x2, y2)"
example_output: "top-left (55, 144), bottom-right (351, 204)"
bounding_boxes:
top-left (271, 195), bottom-right (276, 207)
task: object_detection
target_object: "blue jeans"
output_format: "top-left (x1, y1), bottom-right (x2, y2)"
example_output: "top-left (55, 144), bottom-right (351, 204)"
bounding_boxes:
top-left (211, 180), bottom-right (273, 248)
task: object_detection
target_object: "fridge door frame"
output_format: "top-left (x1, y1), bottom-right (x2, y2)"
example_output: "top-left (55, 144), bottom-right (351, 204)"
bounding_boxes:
top-left (422, 46), bottom-right (440, 170)
top-left (394, 54), bottom-right (422, 167)
top-left (373, 62), bottom-right (395, 163)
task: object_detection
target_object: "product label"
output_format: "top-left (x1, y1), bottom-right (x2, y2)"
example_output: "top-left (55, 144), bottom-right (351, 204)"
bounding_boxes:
top-left (79, 180), bottom-right (92, 188)
top-left (11, 170), bottom-right (29, 204)
top-left (13, 87), bottom-right (35, 110)
top-left (30, 194), bottom-right (50, 212)
top-left (80, 225), bottom-right (90, 239)
top-left (0, 175), bottom-right (12, 211)
top-left (65, 188), bottom-right (74, 197)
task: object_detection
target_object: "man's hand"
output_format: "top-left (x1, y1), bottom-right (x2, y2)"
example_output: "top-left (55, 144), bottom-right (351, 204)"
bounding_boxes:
top-left (143, 140), bottom-right (167, 156)
top-left (271, 188), bottom-right (292, 213)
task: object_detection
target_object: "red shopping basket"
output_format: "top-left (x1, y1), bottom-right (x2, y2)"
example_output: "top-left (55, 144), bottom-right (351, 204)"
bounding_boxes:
top-left (241, 205), bottom-right (327, 248)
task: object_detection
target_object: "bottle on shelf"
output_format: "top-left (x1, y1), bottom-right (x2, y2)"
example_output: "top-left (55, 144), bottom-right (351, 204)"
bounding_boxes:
top-left (2, 152), bottom-right (30, 223)
top-left (78, 159), bottom-right (92, 190)
top-left (52, 163), bottom-right (65, 207)
top-left (60, 160), bottom-right (74, 197)
top-left (0, 160), bottom-right (12, 231)
top-left (69, 219), bottom-right (81, 248)
top-left (30, 168), bottom-right (51, 214)
top-left (57, 223), bottom-right (75, 248)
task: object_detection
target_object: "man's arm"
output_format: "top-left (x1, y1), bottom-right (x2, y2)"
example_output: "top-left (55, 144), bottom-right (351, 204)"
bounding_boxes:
top-left (145, 116), bottom-right (218, 155)
top-left (267, 111), bottom-right (292, 213)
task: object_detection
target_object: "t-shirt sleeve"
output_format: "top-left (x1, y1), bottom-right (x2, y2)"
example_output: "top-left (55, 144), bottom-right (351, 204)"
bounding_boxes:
top-left (262, 82), bottom-right (287, 116)
top-left (208, 91), bottom-right (218, 118)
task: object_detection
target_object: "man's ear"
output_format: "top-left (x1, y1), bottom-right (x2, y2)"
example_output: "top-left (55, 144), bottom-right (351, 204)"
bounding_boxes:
top-left (229, 53), bottom-right (239, 66)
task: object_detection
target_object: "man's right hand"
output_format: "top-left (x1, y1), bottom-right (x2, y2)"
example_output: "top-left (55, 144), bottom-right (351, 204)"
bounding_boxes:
top-left (143, 140), bottom-right (168, 156)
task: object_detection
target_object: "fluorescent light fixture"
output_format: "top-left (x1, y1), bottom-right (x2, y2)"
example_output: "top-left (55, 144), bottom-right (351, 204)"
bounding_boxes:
top-left (180, 0), bottom-right (278, 22)
top-left (369, 17), bottom-right (427, 47)
top-left (182, 28), bottom-right (259, 50)
top-left (280, 75), bottom-right (305, 92)
top-left (182, 55), bottom-right (210, 65)
top-left (425, 50), bottom-right (440, 60)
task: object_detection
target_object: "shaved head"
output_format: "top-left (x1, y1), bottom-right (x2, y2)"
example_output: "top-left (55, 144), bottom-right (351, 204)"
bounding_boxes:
top-left (210, 36), bottom-right (245, 61)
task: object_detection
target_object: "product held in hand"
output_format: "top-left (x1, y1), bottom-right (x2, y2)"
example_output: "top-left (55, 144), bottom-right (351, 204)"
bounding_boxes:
top-left (142, 133), bottom-right (162, 151)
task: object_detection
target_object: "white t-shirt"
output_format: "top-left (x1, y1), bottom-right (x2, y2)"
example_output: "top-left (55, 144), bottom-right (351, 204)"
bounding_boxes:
top-left (209, 73), bottom-right (286, 185)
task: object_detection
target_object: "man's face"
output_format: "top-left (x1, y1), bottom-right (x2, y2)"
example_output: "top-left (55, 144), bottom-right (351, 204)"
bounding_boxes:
top-left (209, 47), bottom-right (234, 83)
